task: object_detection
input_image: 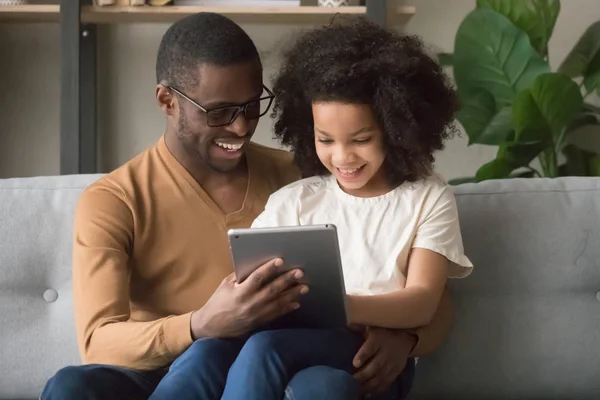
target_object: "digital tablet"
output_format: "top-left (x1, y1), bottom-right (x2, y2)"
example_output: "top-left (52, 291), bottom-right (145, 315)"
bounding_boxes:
top-left (227, 224), bottom-right (348, 330)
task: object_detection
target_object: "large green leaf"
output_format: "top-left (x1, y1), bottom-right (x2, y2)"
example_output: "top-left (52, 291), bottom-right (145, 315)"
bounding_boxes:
top-left (512, 73), bottom-right (583, 144)
top-left (448, 176), bottom-right (477, 185)
top-left (583, 67), bottom-right (600, 95)
top-left (453, 8), bottom-right (550, 107)
top-left (477, 0), bottom-right (560, 57)
top-left (589, 155), bottom-right (600, 176)
top-left (455, 90), bottom-right (513, 145)
top-left (451, 169), bottom-right (534, 184)
top-left (437, 52), bottom-right (454, 67)
top-left (558, 21), bottom-right (600, 84)
top-left (497, 140), bottom-right (545, 166)
top-left (475, 139), bottom-right (545, 181)
top-left (475, 158), bottom-right (516, 181)
top-left (477, 133), bottom-right (547, 181)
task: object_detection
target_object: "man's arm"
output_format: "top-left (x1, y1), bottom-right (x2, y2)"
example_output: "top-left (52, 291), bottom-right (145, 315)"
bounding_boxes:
top-left (350, 291), bottom-right (452, 395)
top-left (72, 181), bottom-right (193, 370)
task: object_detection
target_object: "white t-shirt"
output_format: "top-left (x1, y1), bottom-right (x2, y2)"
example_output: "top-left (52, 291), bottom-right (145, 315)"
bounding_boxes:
top-left (252, 174), bottom-right (473, 296)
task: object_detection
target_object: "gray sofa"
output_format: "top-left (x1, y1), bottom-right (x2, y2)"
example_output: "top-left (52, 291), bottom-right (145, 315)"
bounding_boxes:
top-left (1, 173), bottom-right (599, 399)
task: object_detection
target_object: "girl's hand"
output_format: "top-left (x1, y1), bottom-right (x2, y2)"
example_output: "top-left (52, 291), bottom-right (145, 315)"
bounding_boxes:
top-left (352, 327), bottom-right (417, 396)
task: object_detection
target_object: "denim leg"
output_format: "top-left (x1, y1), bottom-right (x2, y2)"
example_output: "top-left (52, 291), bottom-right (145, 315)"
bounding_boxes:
top-left (149, 337), bottom-right (244, 400)
top-left (285, 357), bottom-right (416, 400)
top-left (221, 328), bottom-right (364, 400)
top-left (40, 364), bottom-right (166, 400)
top-left (284, 366), bottom-right (360, 400)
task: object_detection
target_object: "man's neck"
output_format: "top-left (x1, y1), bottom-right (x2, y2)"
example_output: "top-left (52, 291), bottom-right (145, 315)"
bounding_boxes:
top-left (201, 161), bottom-right (248, 191)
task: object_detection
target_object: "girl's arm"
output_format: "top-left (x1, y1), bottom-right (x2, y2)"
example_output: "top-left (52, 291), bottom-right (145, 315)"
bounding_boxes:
top-left (347, 184), bottom-right (473, 330)
top-left (347, 248), bottom-right (449, 329)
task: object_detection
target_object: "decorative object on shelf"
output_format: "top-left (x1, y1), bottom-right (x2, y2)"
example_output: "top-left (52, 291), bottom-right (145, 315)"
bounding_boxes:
top-left (93, 0), bottom-right (150, 5)
top-left (149, 0), bottom-right (173, 5)
top-left (318, 0), bottom-right (349, 6)
top-left (173, 0), bottom-right (298, 5)
top-left (91, 0), bottom-right (154, 7)
top-left (0, 0), bottom-right (28, 5)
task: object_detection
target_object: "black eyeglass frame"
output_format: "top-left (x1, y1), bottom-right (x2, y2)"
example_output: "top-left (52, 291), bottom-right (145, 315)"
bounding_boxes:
top-left (168, 84), bottom-right (275, 127)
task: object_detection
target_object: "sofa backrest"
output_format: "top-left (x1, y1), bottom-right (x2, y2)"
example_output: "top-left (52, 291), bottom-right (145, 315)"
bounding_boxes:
top-left (409, 176), bottom-right (600, 400)
top-left (0, 174), bottom-right (104, 399)
top-left (2, 174), bottom-right (600, 399)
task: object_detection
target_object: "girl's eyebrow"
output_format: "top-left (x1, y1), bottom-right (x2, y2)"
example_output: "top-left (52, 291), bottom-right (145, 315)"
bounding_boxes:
top-left (314, 126), bottom-right (376, 136)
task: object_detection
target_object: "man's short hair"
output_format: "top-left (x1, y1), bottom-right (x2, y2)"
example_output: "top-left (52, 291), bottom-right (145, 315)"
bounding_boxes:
top-left (156, 12), bottom-right (260, 90)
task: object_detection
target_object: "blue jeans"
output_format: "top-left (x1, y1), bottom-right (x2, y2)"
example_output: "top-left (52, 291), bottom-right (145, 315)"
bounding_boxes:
top-left (221, 328), bottom-right (414, 400)
top-left (41, 329), bottom-right (415, 400)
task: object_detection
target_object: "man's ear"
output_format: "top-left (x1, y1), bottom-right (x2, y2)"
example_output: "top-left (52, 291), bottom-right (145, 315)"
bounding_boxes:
top-left (156, 84), bottom-right (176, 117)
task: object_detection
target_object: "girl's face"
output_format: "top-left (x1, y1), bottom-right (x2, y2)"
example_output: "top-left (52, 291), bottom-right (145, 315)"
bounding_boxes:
top-left (312, 102), bottom-right (388, 197)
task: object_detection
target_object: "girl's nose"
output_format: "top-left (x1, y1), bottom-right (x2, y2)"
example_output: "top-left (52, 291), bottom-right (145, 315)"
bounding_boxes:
top-left (332, 146), bottom-right (356, 165)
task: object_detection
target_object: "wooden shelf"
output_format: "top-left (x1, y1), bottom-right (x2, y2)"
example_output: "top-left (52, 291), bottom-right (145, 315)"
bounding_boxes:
top-left (0, 5), bottom-right (60, 23)
top-left (0, 4), bottom-right (415, 25)
top-left (81, 5), bottom-right (415, 24)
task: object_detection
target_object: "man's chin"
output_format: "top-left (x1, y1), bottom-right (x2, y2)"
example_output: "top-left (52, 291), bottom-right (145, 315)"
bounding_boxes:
top-left (207, 157), bottom-right (246, 174)
top-left (202, 143), bottom-right (248, 172)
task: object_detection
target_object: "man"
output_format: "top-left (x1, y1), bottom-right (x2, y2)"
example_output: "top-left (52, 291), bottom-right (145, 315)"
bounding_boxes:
top-left (41, 12), bottom-right (453, 400)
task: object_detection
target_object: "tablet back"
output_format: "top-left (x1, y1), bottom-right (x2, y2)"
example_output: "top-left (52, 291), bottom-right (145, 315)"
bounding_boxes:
top-left (228, 224), bottom-right (348, 330)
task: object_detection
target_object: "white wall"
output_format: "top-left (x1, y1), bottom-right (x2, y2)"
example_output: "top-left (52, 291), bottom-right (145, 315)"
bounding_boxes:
top-left (1, 0), bottom-right (599, 179)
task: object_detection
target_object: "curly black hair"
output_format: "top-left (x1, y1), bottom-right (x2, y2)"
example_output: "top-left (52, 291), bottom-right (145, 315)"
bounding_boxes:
top-left (270, 16), bottom-right (459, 185)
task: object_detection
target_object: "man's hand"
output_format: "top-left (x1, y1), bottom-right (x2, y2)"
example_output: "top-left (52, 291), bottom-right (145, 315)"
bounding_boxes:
top-left (190, 258), bottom-right (308, 339)
top-left (352, 327), bottom-right (417, 396)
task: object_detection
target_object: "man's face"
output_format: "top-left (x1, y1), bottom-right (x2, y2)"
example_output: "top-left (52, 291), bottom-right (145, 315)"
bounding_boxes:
top-left (164, 60), bottom-right (266, 173)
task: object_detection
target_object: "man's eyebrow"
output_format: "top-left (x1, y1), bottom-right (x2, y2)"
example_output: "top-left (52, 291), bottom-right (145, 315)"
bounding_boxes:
top-left (314, 126), bottom-right (376, 136)
top-left (203, 91), bottom-right (264, 109)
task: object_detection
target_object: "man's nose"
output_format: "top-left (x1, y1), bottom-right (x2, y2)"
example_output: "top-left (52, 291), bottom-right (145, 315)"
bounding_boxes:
top-left (227, 111), bottom-right (250, 137)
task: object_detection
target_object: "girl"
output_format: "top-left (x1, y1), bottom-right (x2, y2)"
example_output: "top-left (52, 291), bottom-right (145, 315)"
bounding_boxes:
top-left (221, 16), bottom-right (473, 400)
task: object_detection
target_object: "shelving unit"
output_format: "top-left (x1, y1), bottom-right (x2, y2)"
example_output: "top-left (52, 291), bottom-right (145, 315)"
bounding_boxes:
top-left (80, 5), bottom-right (415, 24)
top-left (0, 3), bottom-right (415, 24)
top-left (0, 4), bottom-right (60, 23)
top-left (0, 1), bottom-right (414, 175)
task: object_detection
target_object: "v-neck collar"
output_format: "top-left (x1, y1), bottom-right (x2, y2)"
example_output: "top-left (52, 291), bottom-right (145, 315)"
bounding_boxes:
top-left (157, 135), bottom-right (257, 224)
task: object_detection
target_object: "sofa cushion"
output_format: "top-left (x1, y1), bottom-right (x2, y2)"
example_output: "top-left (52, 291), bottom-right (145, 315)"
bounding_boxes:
top-left (409, 177), bottom-right (600, 400)
top-left (2, 174), bottom-right (600, 399)
top-left (0, 174), bottom-right (103, 399)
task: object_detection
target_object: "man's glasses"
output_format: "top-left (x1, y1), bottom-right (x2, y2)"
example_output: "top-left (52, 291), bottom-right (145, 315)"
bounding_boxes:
top-left (168, 85), bottom-right (275, 127)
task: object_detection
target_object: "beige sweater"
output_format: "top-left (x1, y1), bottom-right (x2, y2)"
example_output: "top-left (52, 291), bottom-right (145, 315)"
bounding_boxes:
top-left (72, 136), bottom-right (299, 370)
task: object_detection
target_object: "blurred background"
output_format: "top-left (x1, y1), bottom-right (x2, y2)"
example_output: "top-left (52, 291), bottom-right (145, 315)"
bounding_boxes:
top-left (0, 0), bottom-right (598, 182)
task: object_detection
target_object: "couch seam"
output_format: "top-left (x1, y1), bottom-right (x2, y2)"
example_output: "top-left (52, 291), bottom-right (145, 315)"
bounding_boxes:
top-left (454, 187), bottom-right (600, 197)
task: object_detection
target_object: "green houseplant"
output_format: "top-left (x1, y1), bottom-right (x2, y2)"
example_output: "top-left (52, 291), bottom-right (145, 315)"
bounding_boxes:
top-left (441, 0), bottom-right (600, 184)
